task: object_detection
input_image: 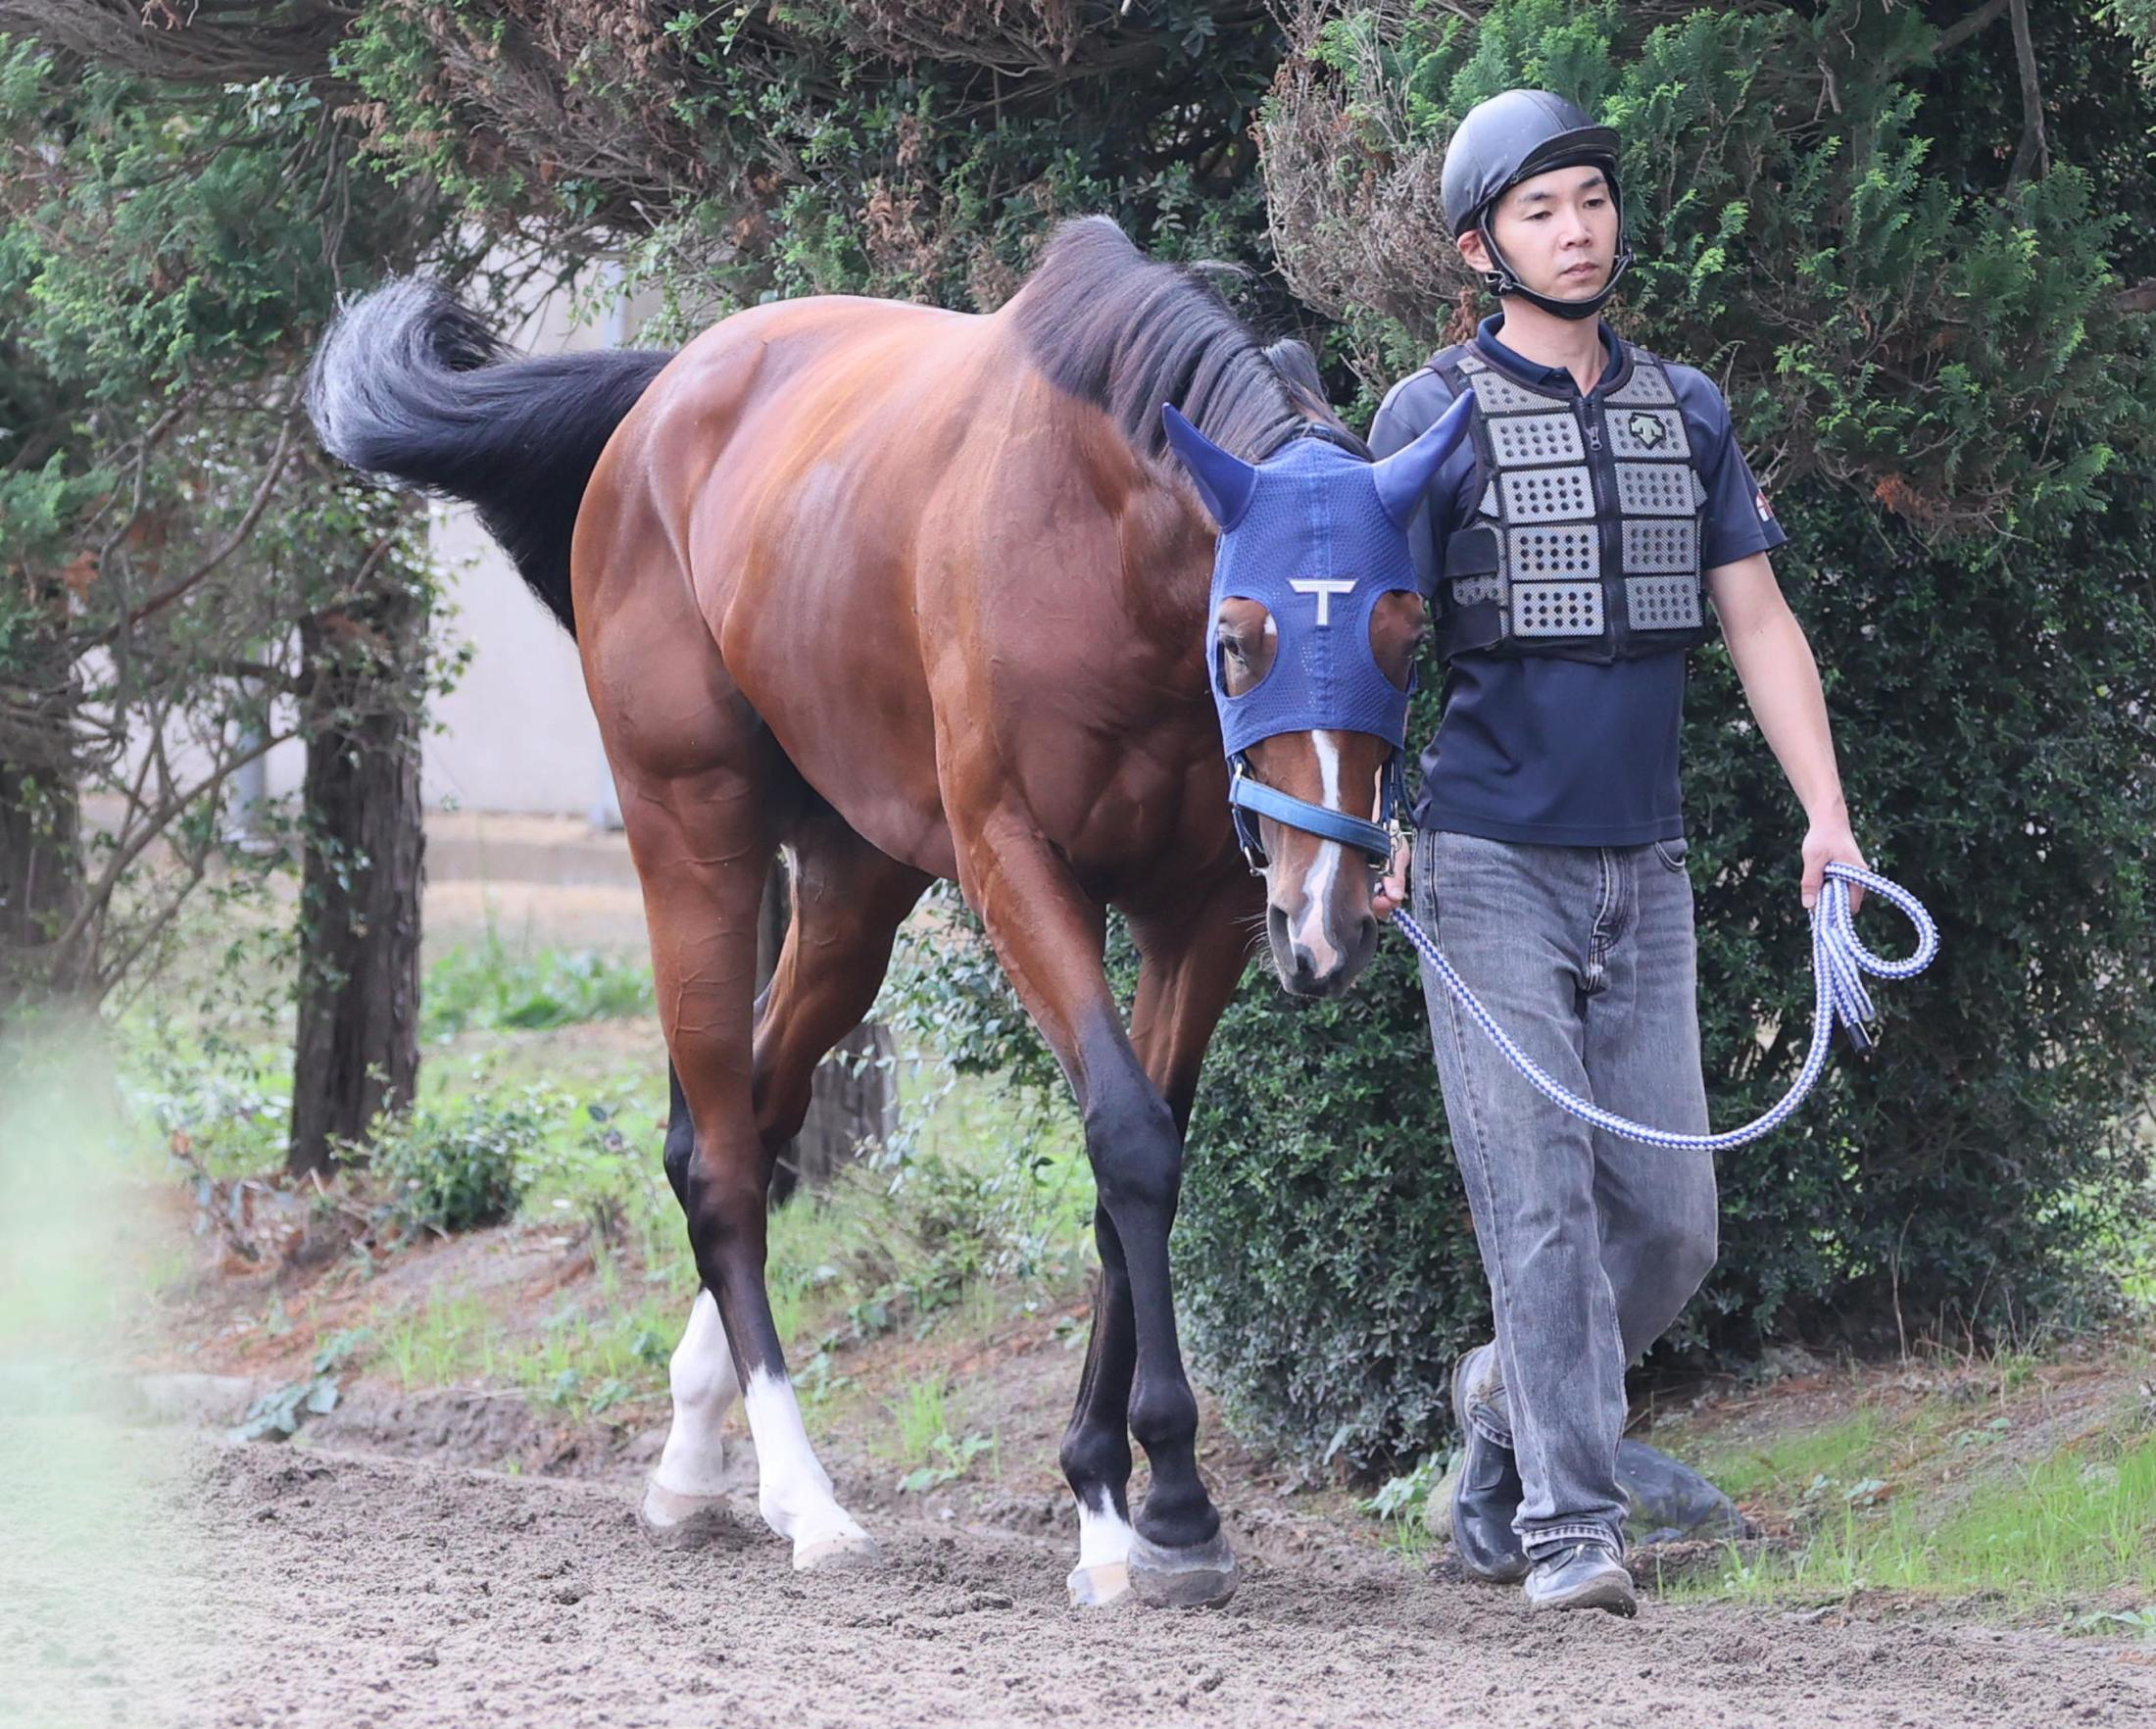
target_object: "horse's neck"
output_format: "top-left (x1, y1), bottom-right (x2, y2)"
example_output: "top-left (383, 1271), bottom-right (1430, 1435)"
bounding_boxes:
top-left (1113, 478), bottom-right (1216, 683)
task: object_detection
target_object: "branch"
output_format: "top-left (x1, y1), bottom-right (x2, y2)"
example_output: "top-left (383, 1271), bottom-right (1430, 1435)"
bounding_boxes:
top-left (95, 722), bottom-right (305, 997)
top-left (2006, 0), bottom-right (2050, 189)
top-left (96, 410), bottom-right (301, 643)
top-left (1934, 0), bottom-right (2013, 57)
top-left (0, 1), bottom-right (354, 82)
top-left (44, 720), bottom-right (291, 969)
top-left (2117, 280), bottom-right (2156, 316)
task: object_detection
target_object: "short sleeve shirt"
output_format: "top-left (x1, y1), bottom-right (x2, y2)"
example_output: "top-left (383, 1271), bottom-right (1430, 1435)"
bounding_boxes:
top-left (1369, 315), bottom-right (1787, 846)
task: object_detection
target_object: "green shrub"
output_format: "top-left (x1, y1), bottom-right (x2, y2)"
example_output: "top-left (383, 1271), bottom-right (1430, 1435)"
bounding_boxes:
top-left (421, 933), bottom-right (653, 1040)
top-left (363, 1091), bottom-right (547, 1235)
top-left (1177, 0), bottom-right (2156, 1472)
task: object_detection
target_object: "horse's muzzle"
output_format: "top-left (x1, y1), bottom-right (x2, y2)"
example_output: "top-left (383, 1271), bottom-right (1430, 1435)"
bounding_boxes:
top-left (1266, 901), bottom-right (1380, 998)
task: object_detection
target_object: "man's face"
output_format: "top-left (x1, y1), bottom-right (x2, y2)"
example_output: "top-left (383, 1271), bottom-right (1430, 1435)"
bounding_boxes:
top-left (1459, 165), bottom-right (1617, 304)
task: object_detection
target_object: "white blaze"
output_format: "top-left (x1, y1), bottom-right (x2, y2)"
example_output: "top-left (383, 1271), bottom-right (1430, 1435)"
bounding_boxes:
top-left (1289, 729), bottom-right (1348, 971)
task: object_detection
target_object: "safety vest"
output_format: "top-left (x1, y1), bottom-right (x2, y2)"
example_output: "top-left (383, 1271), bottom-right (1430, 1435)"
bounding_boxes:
top-left (1430, 341), bottom-right (1717, 666)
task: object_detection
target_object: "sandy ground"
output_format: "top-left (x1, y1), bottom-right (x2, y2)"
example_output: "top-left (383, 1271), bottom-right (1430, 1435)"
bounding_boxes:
top-left (10, 820), bottom-right (2151, 1726)
top-left (4, 1407), bottom-right (2154, 1729)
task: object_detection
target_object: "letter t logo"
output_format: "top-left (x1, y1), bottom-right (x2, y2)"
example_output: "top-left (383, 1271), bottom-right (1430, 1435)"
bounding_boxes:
top-left (1289, 577), bottom-right (1355, 626)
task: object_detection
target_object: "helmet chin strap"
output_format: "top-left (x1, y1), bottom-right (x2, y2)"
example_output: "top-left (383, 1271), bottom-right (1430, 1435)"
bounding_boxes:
top-left (1476, 225), bottom-right (1634, 320)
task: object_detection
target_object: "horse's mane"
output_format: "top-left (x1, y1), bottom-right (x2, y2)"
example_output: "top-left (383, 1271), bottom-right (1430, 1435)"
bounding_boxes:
top-left (1007, 217), bottom-right (1362, 468)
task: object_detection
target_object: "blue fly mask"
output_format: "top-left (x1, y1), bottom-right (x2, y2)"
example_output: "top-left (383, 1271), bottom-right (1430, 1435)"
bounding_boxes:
top-left (1160, 396), bottom-right (1472, 866)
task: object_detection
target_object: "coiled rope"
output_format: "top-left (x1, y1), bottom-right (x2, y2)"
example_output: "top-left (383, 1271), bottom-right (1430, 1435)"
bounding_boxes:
top-left (1390, 861), bottom-right (1938, 1152)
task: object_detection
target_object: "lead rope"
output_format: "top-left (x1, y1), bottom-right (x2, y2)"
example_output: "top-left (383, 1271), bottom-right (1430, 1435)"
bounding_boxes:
top-left (1389, 861), bottom-right (1938, 1152)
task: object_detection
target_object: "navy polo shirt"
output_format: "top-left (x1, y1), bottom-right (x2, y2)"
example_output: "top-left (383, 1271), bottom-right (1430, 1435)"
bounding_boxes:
top-left (1369, 316), bottom-right (1787, 846)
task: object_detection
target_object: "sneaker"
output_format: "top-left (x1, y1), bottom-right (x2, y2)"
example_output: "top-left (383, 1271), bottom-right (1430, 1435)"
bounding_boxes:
top-left (1523, 1541), bottom-right (1637, 1616)
top-left (1449, 1348), bottom-right (1529, 1584)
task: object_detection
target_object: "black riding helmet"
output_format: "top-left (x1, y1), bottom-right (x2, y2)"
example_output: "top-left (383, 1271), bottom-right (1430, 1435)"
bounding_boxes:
top-left (1441, 89), bottom-right (1634, 321)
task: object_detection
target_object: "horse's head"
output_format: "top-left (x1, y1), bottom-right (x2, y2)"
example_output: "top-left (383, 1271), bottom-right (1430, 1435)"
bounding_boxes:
top-left (1163, 396), bottom-right (1470, 997)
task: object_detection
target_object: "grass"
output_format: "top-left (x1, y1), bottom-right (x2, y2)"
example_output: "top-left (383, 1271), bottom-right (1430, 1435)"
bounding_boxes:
top-left (1363, 1451), bottom-right (1451, 1567)
top-left (372, 1255), bottom-right (682, 1418)
top-left (420, 927), bottom-right (654, 1041)
top-left (1692, 1434), bottom-right (2156, 1607)
top-left (287, 1026), bottom-right (1096, 1432)
top-left (376, 1292), bottom-right (500, 1389)
top-left (879, 1373), bottom-right (998, 1494)
top-left (1669, 1375), bottom-right (2156, 1612)
top-left (122, 922), bottom-right (1098, 1428)
top-left (1695, 1408), bottom-right (1891, 1508)
top-left (890, 1376), bottom-right (954, 1463)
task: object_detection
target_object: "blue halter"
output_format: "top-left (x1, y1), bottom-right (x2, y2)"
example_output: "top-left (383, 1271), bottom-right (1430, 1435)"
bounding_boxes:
top-left (1161, 396), bottom-right (1473, 868)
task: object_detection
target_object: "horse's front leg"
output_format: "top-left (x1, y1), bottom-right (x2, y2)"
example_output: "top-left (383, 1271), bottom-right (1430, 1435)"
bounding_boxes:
top-left (1055, 875), bottom-right (1260, 1606)
top-left (960, 816), bottom-right (1243, 1607)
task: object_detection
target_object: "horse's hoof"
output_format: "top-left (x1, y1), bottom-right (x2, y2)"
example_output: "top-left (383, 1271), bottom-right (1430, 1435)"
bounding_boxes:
top-left (637, 1480), bottom-right (745, 1551)
top-left (1127, 1529), bottom-right (1240, 1608)
top-left (1066, 1560), bottom-right (1132, 1607)
top-left (793, 1530), bottom-right (880, 1572)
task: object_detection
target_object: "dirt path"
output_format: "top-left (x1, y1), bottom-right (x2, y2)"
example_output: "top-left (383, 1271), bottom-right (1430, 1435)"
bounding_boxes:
top-left (6, 1415), bottom-right (2152, 1729)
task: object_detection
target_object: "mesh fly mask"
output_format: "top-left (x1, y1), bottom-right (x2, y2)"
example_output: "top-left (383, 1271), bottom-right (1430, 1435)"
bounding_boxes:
top-left (1161, 396), bottom-right (1472, 865)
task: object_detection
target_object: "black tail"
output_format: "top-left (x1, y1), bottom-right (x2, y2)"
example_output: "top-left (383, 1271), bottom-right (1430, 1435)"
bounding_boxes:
top-left (306, 278), bottom-right (675, 636)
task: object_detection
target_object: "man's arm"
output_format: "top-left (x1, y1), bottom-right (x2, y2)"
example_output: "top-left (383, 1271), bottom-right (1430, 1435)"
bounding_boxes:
top-left (1706, 553), bottom-right (1868, 910)
top-left (1367, 370), bottom-right (1452, 920)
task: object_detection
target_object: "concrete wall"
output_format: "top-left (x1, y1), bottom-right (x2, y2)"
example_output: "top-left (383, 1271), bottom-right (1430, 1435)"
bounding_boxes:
top-left (424, 483), bottom-right (613, 821)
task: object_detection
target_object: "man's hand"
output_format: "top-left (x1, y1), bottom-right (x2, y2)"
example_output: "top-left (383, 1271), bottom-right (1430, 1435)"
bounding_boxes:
top-left (1801, 815), bottom-right (1868, 915)
top-left (1372, 837), bottom-right (1412, 923)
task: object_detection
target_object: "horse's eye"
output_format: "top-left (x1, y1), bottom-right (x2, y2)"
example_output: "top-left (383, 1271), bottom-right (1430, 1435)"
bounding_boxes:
top-left (1219, 636), bottom-right (1248, 665)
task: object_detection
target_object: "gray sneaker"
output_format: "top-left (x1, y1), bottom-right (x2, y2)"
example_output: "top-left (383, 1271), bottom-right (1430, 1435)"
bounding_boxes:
top-left (1523, 1542), bottom-right (1637, 1616)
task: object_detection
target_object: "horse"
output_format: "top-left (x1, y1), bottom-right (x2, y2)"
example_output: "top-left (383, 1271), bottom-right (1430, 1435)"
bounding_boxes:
top-left (308, 216), bottom-right (1453, 1607)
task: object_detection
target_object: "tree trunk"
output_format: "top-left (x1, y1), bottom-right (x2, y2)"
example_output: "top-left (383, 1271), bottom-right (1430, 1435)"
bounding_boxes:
top-left (755, 860), bottom-right (896, 1201)
top-left (286, 586), bottom-right (426, 1176)
top-left (0, 618), bottom-right (85, 1013)
top-left (791, 1018), bottom-right (898, 1190)
top-left (0, 757), bottom-right (82, 1013)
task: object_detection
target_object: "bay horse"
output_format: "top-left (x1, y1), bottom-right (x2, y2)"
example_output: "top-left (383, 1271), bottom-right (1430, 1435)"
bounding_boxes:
top-left (309, 217), bottom-right (1452, 1607)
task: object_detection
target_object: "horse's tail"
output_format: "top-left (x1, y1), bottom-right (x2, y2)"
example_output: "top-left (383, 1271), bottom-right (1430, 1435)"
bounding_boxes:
top-left (307, 278), bottom-right (675, 637)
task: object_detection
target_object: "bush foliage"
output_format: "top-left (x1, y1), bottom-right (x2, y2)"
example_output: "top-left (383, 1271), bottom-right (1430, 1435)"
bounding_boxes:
top-left (889, 3), bottom-right (2156, 1471)
top-left (1174, 0), bottom-right (2156, 1469)
top-left (365, 1092), bottom-right (545, 1237)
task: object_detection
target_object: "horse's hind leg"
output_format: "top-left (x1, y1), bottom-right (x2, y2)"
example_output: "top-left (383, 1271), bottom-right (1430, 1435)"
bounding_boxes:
top-left (751, 809), bottom-right (931, 1187)
top-left (639, 814), bottom-right (928, 1548)
top-left (639, 1063), bottom-right (743, 1546)
top-left (608, 716), bottom-right (876, 1570)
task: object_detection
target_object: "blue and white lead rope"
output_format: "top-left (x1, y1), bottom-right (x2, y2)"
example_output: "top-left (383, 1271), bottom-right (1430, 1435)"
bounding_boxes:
top-left (1390, 861), bottom-right (1939, 1153)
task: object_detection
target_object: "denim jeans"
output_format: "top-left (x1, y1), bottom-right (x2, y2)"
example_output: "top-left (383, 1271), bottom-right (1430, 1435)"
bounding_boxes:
top-left (1411, 827), bottom-right (1719, 1560)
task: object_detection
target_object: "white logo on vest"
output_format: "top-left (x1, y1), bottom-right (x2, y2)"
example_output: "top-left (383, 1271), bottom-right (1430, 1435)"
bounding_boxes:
top-left (1288, 577), bottom-right (1356, 626)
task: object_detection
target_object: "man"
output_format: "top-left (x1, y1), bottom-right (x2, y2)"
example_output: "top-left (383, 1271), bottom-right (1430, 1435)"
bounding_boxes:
top-left (1367, 89), bottom-right (1868, 1616)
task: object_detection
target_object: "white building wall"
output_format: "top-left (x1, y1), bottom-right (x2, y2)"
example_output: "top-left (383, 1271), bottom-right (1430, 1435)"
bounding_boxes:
top-left (423, 488), bottom-right (611, 820)
top-left (422, 274), bottom-right (664, 820)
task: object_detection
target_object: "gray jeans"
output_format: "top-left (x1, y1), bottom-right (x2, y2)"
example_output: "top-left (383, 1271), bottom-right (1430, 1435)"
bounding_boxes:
top-left (1411, 827), bottom-right (1719, 1559)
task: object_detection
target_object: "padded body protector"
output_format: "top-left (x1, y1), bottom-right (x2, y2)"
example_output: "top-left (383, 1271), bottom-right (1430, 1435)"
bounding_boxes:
top-left (1432, 341), bottom-right (1718, 666)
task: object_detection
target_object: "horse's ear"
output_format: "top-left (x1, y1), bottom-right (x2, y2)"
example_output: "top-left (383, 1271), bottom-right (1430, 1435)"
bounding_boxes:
top-left (1370, 392), bottom-right (1473, 528)
top-left (1160, 403), bottom-right (1257, 531)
